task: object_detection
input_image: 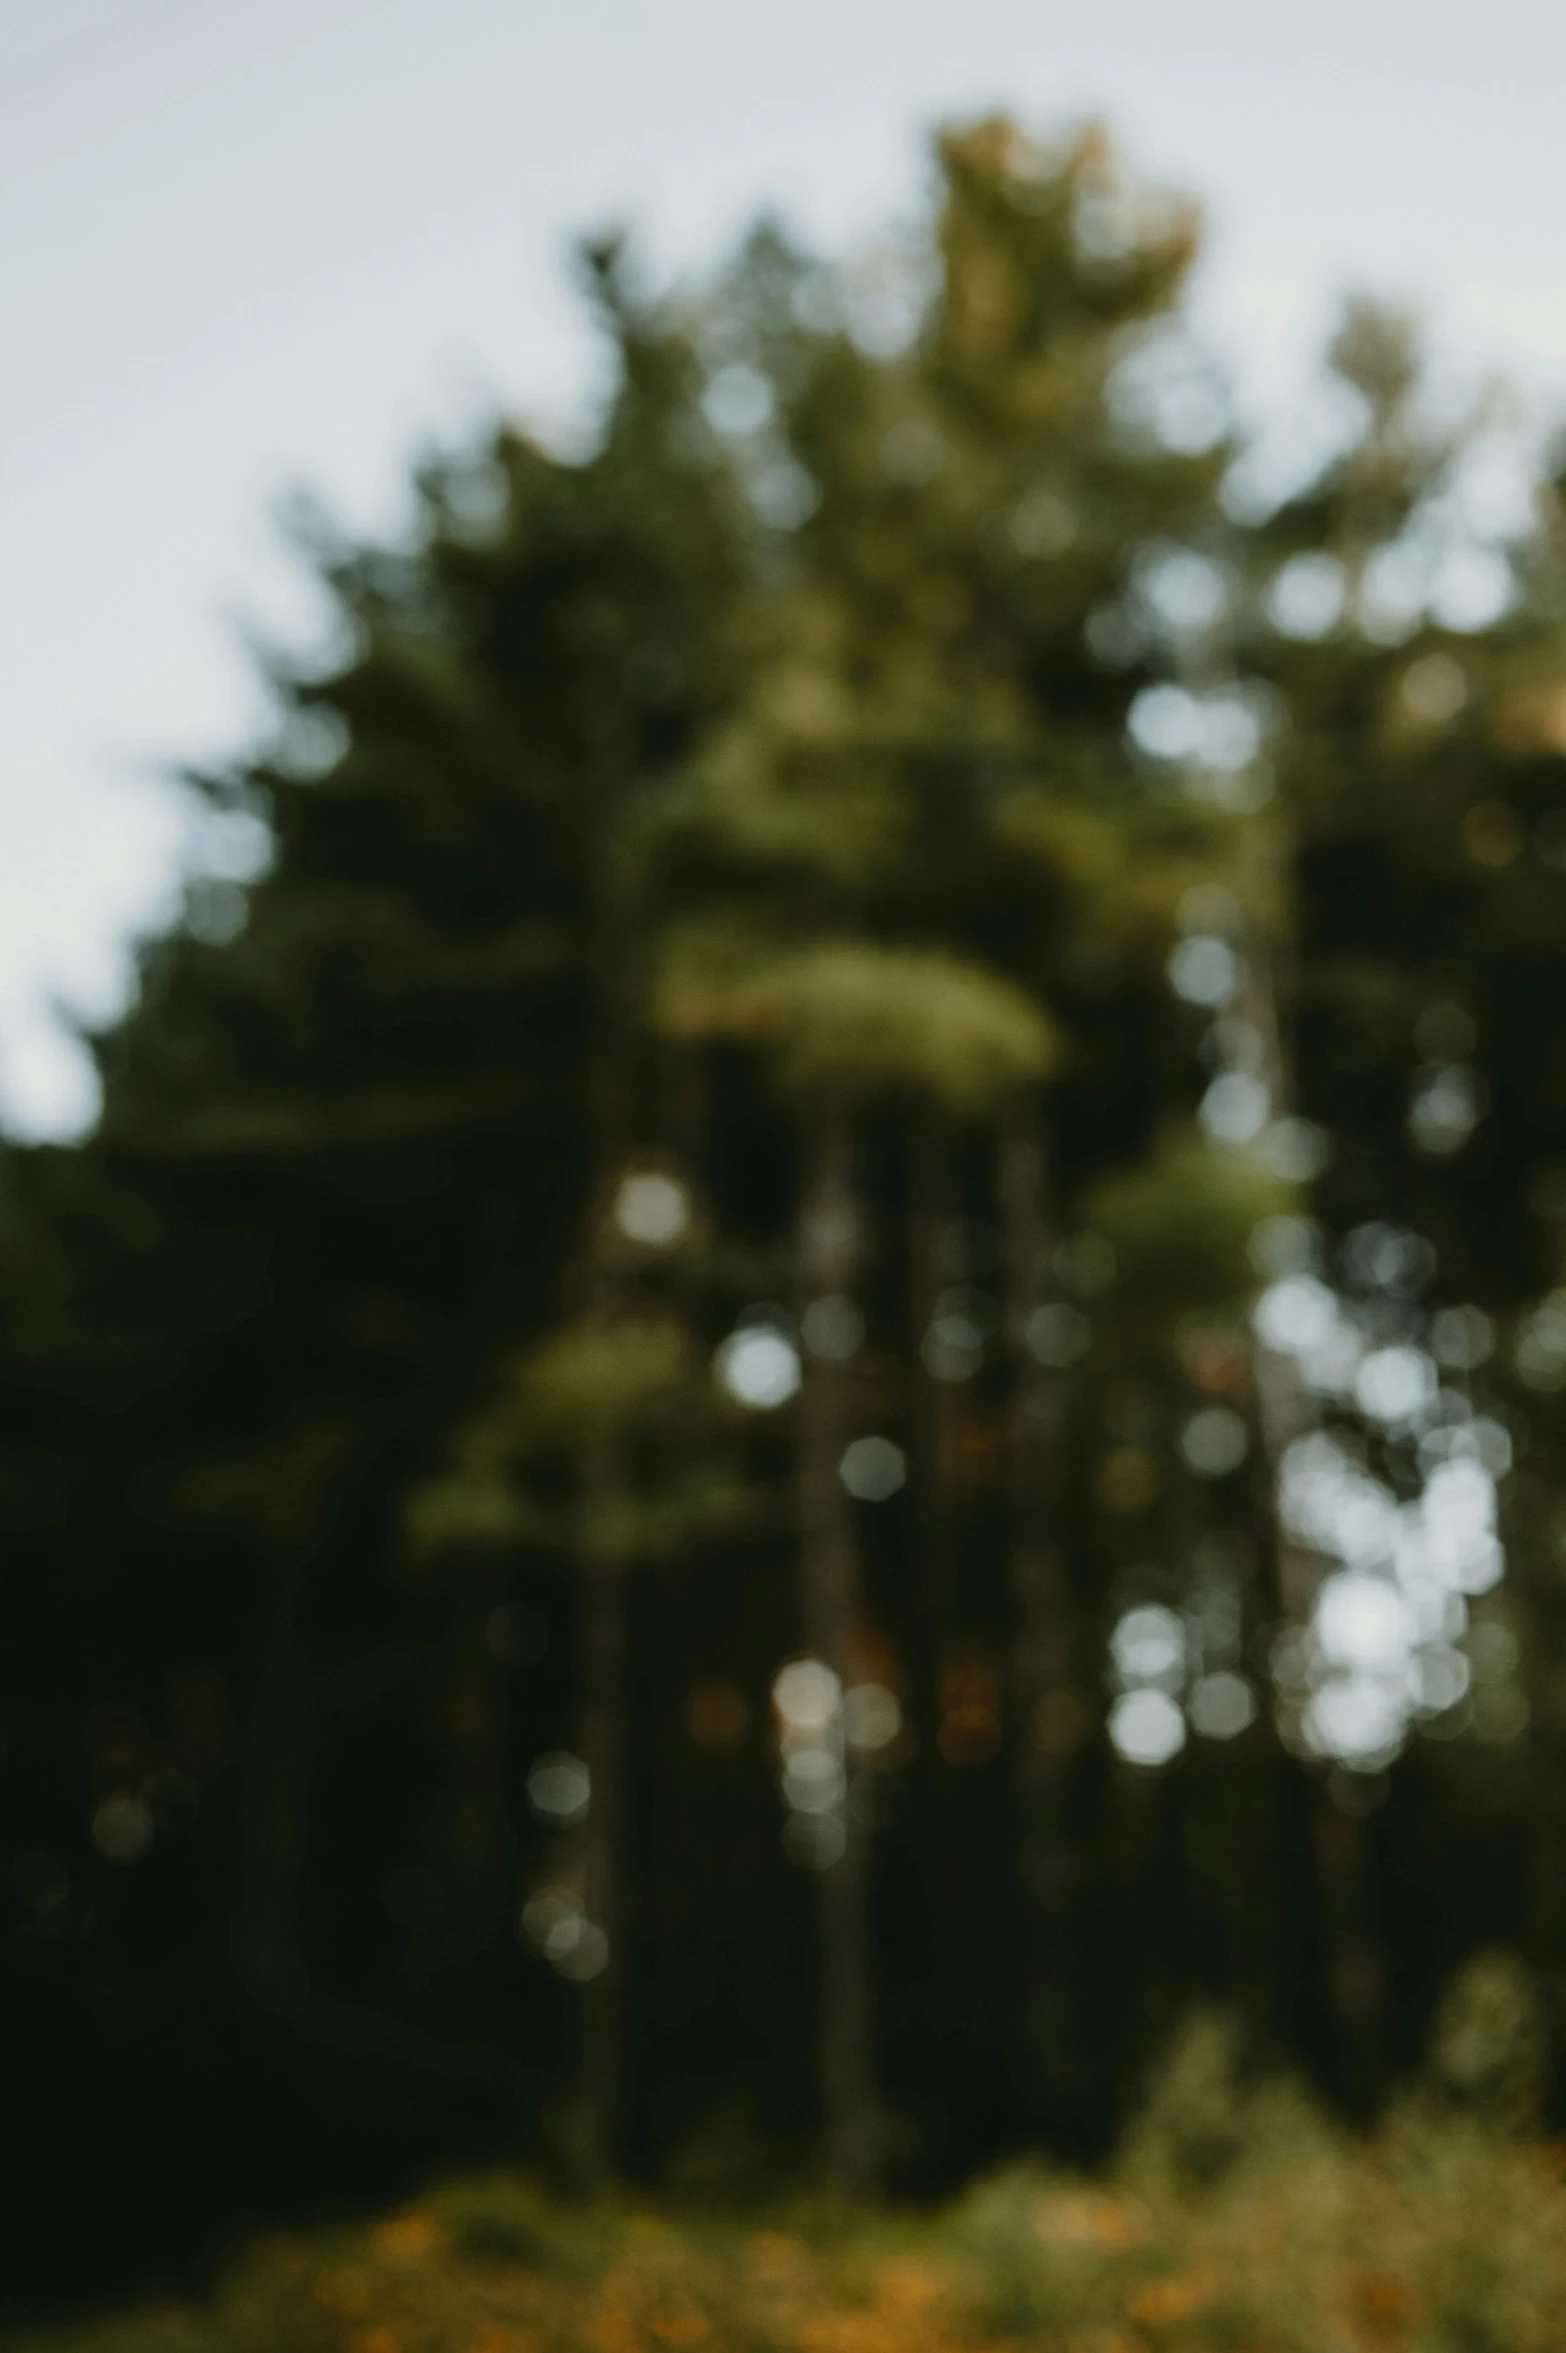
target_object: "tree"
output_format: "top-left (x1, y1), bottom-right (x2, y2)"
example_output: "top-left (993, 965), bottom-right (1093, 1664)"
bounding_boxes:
top-left (6, 110), bottom-right (1566, 2304)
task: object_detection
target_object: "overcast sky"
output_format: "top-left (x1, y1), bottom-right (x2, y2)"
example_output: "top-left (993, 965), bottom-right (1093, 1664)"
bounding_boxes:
top-left (5, 0), bottom-right (1565, 1134)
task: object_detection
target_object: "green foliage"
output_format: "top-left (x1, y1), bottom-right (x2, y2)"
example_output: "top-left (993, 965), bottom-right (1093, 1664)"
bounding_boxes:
top-left (658, 930), bottom-right (1056, 1111)
top-left (516, 1318), bottom-right (694, 1447)
top-left (1424, 1950), bottom-right (1546, 2137)
top-left (1087, 1130), bottom-right (1293, 1321)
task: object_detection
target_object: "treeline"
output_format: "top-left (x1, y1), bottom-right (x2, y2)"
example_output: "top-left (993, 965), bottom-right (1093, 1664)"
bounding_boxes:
top-left (5, 115), bottom-right (1566, 2311)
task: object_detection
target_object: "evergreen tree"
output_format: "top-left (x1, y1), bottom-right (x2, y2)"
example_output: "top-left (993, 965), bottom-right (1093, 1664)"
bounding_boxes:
top-left (5, 108), bottom-right (1566, 2303)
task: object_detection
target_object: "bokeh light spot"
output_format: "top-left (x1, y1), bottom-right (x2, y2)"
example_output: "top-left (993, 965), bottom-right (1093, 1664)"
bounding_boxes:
top-left (1109, 1688), bottom-right (1186, 1767)
top-left (526, 1751), bottom-right (590, 1825)
top-left (715, 1324), bottom-right (801, 1410)
top-left (839, 1436), bottom-right (906, 1501)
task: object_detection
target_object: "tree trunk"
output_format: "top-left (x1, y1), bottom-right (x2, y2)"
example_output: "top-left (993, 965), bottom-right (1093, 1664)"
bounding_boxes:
top-left (230, 1425), bottom-right (353, 2014)
top-left (1235, 879), bottom-right (1388, 2109)
top-left (440, 1548), bottom-right (513, 1931)
top-left (579, 873), bottom-right (636, 2174)
top-left (797, 1101), bottom-right (877, 2191)
top-left (909, 1105), bottom-right (992, 2147)
top-left (580, 1434), bottom-right (629, 2171)
top-left (233, 1541), bottom-right (313, 2014)
top-left (999, 1093), bottom-right (1084, 2124)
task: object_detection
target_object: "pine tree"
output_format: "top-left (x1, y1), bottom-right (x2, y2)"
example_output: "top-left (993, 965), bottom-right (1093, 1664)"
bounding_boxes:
top-left (10, 112), bottom-right (1566, 2294)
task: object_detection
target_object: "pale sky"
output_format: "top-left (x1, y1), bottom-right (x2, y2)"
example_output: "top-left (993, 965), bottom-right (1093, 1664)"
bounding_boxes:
top-left (5, 0), bottom-right (1566, 1135)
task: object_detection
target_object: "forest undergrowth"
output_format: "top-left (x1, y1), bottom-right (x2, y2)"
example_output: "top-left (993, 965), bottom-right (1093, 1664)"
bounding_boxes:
top-left (27, 1967), bottom-right (1565, 2353)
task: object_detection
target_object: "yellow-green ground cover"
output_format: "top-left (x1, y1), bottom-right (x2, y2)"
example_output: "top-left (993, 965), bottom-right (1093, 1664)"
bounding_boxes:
top-left (25, 2036), bottom-right (1566, 2353)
